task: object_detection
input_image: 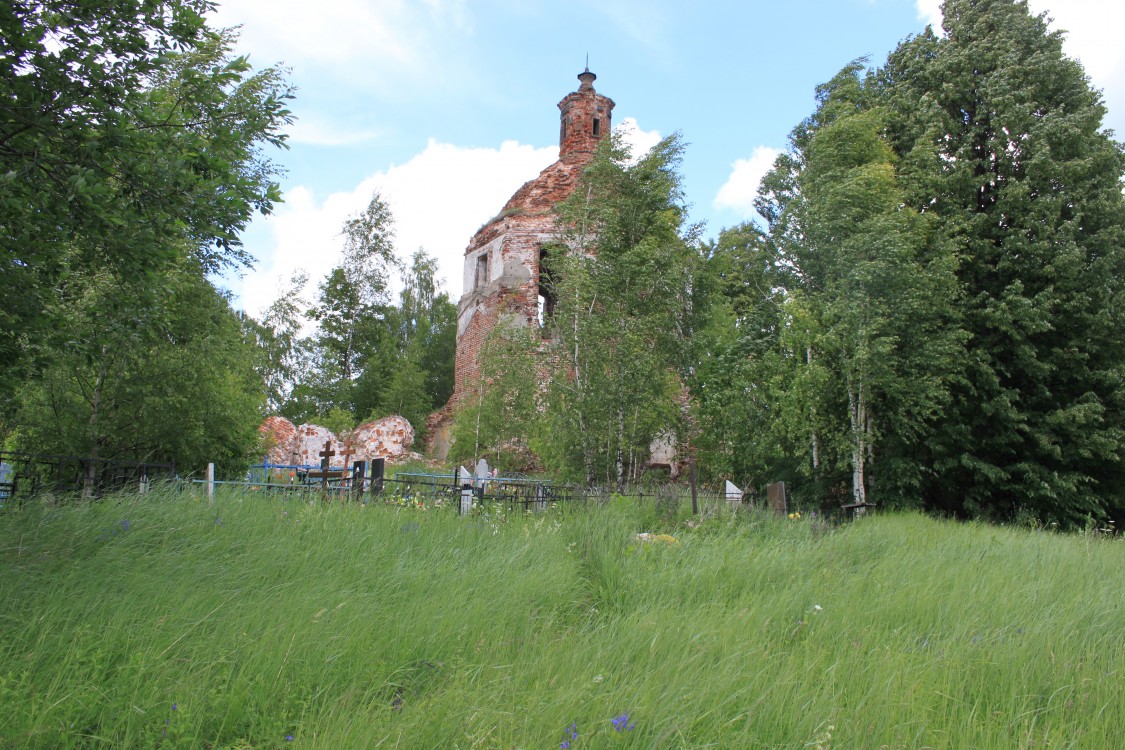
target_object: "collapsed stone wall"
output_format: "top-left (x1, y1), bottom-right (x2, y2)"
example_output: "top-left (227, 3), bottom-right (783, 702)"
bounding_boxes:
top-left (258, 415), bottom-right (415, 467)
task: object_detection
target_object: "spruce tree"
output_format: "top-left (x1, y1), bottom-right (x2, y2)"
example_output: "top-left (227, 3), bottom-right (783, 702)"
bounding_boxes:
top-left (880, 0), bottom-right (1125, 524)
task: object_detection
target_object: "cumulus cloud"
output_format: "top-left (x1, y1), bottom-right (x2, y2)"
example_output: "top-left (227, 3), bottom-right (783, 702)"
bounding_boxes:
top-left (617, 117), bottom-right (662, 161)
top-left (233, 139), bottom-right (558, 319)
top-left (233, 117), bottom-right (665, 319)
top-left (915, 0), bottom-right (943, 32)
top-left (1028, 1), bottom-right (1125, 115)
top-left (713, 146), bottom-right (782, 224)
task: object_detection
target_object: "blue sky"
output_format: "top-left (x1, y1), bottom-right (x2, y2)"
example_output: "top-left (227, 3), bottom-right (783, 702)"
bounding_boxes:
top-left (208, 0), bottom-right (1125, 317)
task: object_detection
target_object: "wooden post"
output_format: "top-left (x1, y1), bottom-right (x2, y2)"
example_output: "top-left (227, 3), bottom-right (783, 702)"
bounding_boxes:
top-left (318, 440), bottom-right (336, 495)
top-left (340, 443), bottom-right (356, 471)
top-left (206, 463), bottom-right (215, 503)
top-left (689, 457), bottom-right (699, 516)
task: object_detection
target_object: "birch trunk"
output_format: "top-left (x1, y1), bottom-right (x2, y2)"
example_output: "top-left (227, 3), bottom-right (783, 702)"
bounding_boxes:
top-left (615, 406), bottom-right (625, 489)
top-left (847, 375), bottom-right (867, 507)
top-left (807, 346), bottom-right (820, 470)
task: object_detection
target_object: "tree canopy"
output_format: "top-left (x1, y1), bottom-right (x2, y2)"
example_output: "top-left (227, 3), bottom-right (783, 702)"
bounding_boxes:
top-left (723, 0), bottom-right (1125, 526)
top-left (1, 1), bottom-right (293, 412)
top-left (2, 2), bottom-right (293, 474)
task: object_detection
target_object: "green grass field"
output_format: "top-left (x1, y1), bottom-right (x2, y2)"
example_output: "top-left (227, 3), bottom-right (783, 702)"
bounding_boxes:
top-left (1, 490), bottom-right (1122, 749)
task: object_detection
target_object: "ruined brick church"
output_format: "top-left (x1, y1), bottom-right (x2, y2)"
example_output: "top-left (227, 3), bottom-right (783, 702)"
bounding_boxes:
top-left (429, 68), bottom-right (615, 457)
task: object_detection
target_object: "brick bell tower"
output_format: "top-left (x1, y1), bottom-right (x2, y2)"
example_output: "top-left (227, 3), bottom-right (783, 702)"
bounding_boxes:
top-left (427, 68), bottom-right (615, 458)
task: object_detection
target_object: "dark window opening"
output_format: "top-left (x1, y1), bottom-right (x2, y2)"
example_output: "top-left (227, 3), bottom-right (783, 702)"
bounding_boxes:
top-left (537, 247), bottom-right (557, 333)
top-left (560, 117), bottom-right (567, 143)
top-left (592, 118), bottom-right (600, 136)
top-left (475, 252), bottom-right (490, 290)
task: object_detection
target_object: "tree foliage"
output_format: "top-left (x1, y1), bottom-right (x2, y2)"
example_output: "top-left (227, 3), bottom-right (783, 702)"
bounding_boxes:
top-left (540, 132), bottom-right (702, 485)
top-left (736, 0), bottom-right (1125, 525)
top-left (266, 195), bottom-right (457, 440)
top-left (2, 3), bottom-right (293, 473)
top-left (1, 3), bottom-right (293, 409)
top-left (12, 255), bottom-right (264, 476)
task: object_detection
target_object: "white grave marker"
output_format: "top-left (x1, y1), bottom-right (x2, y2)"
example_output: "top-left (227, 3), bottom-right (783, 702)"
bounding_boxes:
top-left (458, 466), bottom-right (473, 516)
top-left (725, 480), bottom-right (743, 507)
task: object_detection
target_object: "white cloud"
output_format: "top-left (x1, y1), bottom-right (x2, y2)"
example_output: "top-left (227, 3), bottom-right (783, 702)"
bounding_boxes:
top-left (915, 1), bottom-right (1125, 129)
top-left (209, 0), bottom-right (471, 88)
top-left (616, 117), bottom-right (662, 161)
top-left (915, 0), bottom-right (943, 32)
top-left (1028, 1), bottom-right (1125, 122)
top-left (286, 118), bottom-right (384, 147)
top-left (235, 139), bottom-right (558, 319)
top-left (713, 146), bottom-right (782, 224)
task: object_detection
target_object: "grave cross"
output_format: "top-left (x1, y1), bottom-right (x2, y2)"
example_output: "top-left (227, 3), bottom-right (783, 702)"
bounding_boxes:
top-left (339, 443), bottom-right (357, 494)
top-left (339, 443), bottom-right (356, 470)
top-left (319, 440), bottom-right (336, 469)
top-left (319, 440), bottom-right (335, 491)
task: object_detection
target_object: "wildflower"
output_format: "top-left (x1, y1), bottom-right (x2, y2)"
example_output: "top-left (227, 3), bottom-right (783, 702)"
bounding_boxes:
top-left (813, 604), bottom-right (823, 612)
top-left (611, 713), bottom-right (635, 732)
top-left (120, 519), bottom-right (131, 531)
top-left (592, 674), bottom-right (604, 684)
top-left (171, 704), bottom-right (177, 711)
top-left (285, 735), bottom-right (295, 742)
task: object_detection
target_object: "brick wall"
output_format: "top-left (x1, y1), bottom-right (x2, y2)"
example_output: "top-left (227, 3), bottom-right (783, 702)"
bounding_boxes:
top-left (429, 70), bottom-right (615, 453)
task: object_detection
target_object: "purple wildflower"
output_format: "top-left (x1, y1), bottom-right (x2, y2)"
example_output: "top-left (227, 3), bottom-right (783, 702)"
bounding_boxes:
top-left (285, 735), bottom-right (295, 742)
top-left (611, 713), bottom-right (635, 732)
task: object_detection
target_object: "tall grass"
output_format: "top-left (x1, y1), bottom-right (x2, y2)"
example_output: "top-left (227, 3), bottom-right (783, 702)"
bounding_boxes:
top-left (0, 490), bottom-right (1122, 748)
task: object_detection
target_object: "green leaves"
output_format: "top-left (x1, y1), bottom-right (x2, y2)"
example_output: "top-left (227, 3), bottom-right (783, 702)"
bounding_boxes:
top-left (536, 132), bottom-right (700, 484)
top-left (733, 0), bottom-right (1125, 525)
top-left (1, 6), bottom-right (294, 413)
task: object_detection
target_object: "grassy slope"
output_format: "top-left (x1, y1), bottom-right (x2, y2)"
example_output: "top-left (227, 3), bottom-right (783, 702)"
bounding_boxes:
top-left (0, 492), bottom-right (1122, 749)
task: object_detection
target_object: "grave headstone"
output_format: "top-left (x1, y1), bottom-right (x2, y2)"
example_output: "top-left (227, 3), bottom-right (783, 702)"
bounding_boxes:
top-left (475, 458), bottom-right (490, 498)
top-left (767, 481), bottom-right (787, 516)
top-left (458, 466), bottom-right (473, 516)
top-left (371, 457), bottom-right (385, 494)
top-left (725, 480), bottom-right (742, 507)
top-left (351, 461), bottom-right (366, 498)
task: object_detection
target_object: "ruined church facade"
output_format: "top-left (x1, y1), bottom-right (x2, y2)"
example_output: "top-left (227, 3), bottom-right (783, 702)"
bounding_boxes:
top-left (450, 68), bottom-right (614, 402)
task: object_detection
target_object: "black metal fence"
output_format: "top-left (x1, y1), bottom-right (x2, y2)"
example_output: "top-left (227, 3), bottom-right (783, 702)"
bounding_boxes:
top-left (0, 453), bottom-right (742, 516)
top-left (0, 451), bottom-right (176, 503)
top-left (383, 472), bottom-right (737, 514)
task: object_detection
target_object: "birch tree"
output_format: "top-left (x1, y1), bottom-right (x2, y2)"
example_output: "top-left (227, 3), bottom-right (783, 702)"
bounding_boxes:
top-left (542, 132), bottom-right (701, 485)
